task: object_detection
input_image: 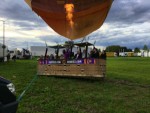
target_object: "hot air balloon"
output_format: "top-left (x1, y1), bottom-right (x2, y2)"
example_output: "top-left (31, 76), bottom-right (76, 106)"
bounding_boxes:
top-left (25, 0), bottom-right (113, 40)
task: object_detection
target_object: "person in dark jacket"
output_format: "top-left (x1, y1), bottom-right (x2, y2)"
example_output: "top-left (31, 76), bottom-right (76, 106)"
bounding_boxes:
top-left (101, 50), bottom-right (106, 59)
top-left (7, 53), bottom-right (10, 61)
top-left (12, 55), bottom-right (16, 62)
top-left (74, 50), bottom-right (82, 59)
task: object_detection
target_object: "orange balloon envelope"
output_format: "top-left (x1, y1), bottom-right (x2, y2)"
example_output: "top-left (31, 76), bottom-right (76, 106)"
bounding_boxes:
top-left (25, 0), bottom-right (113, 40)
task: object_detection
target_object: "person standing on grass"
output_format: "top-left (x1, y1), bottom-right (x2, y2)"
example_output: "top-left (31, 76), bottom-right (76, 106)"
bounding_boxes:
top-left (7, 52), bottom-right (10, 62)
top-left (101, 50), bottom-right (106, 60)
top-left (12, 54), bottom-right (16, 62)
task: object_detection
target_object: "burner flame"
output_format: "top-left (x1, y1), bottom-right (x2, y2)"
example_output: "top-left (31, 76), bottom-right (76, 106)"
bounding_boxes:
top-left (64, 3), bottom-right (74, 29)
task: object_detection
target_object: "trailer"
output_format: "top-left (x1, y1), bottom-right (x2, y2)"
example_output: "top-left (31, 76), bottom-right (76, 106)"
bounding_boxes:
top-left (9, 48), bottom-right (31, 60)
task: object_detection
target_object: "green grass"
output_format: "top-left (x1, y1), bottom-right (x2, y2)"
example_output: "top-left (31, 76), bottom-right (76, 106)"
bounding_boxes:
top-left (0, 57), bottom-right (150, 113)
top-left (107, 57), bottom-right (150, 84)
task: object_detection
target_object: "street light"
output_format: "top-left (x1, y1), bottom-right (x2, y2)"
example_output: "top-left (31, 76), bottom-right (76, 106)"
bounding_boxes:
top-left (0, 20), bottom-right (5, 62)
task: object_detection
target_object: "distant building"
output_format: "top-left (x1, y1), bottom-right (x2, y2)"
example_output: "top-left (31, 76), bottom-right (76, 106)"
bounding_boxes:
top-left (140, 50), bottom-right (150, 57)
top-left (30, 46), bottom-right (56, 57)
top-left (133, 49), bottom-right (150, 57)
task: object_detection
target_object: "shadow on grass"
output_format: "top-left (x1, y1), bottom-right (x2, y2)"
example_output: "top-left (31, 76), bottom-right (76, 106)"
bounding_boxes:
top-left (38, 75), bottom-right (105, 83)
top-left (105, 78), bottom-right (150, 88)
top-left (38, 75), bottom-right (150, 88)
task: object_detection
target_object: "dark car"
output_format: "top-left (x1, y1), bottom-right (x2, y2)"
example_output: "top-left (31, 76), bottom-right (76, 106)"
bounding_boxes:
top-left (0, 76), bottom-right (18, 113)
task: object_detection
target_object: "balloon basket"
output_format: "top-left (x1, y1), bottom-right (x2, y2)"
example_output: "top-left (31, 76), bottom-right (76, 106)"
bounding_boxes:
top-left (37, 58), bottom-right (106, 78)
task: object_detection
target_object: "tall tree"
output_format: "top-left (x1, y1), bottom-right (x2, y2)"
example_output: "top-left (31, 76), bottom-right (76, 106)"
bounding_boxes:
top-left (106, 45), bottom-right (132, 52)
top-left (143, 44), bottom-right (148, 51)
top-left (17, 50), bottom-right (21, 55)
top-left (106, 45), bottom-right (120, 52)
top-left (134, 47), bottom-right (140, 53)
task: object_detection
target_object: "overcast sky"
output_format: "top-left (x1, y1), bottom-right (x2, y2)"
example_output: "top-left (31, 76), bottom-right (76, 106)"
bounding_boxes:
top-left (0, 0), bottom-right (150, 50)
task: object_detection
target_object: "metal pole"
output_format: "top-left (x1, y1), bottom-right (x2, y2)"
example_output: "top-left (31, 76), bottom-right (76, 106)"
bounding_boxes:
top-left (3, 21), bottom-right (5, 62)
top-left (0, 20), bottom-right (5, 62)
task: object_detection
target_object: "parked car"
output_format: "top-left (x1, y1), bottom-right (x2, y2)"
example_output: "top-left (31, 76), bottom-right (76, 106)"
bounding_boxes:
top-left (0, 76), bottom-right (18, 113)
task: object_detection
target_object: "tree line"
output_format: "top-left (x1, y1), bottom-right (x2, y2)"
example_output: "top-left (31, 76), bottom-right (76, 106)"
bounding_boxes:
top-left (106, 44), bottom-right (149, 53)
top-left (106, 45), bottom-right (132, 52)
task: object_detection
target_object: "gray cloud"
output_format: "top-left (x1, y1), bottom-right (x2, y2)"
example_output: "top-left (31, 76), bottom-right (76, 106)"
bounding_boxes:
top-left (0, 0), bottom-right (46, 29)
top-left (37, 35), bottom-right (68, 44)
top-left (11, 20), bottom-right (46, 31)
top-left (5, 36), bottom-right (45, 49)
top-left (0, 0), bottom-right (150, 50)
top-left (88, 29), bottom-right (150, 49)
top-left (106, 0), bottom-right (150, 24)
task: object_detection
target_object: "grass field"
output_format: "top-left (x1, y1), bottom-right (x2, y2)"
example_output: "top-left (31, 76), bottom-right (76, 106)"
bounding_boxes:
top-left (0, 57), bottom-right (150, 113)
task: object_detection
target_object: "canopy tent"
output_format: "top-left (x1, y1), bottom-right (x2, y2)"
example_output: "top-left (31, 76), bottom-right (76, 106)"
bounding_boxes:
top-left (74, 42), bottom-right (93, 47)
top-left (49, 45), bottom-right (65, 49)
